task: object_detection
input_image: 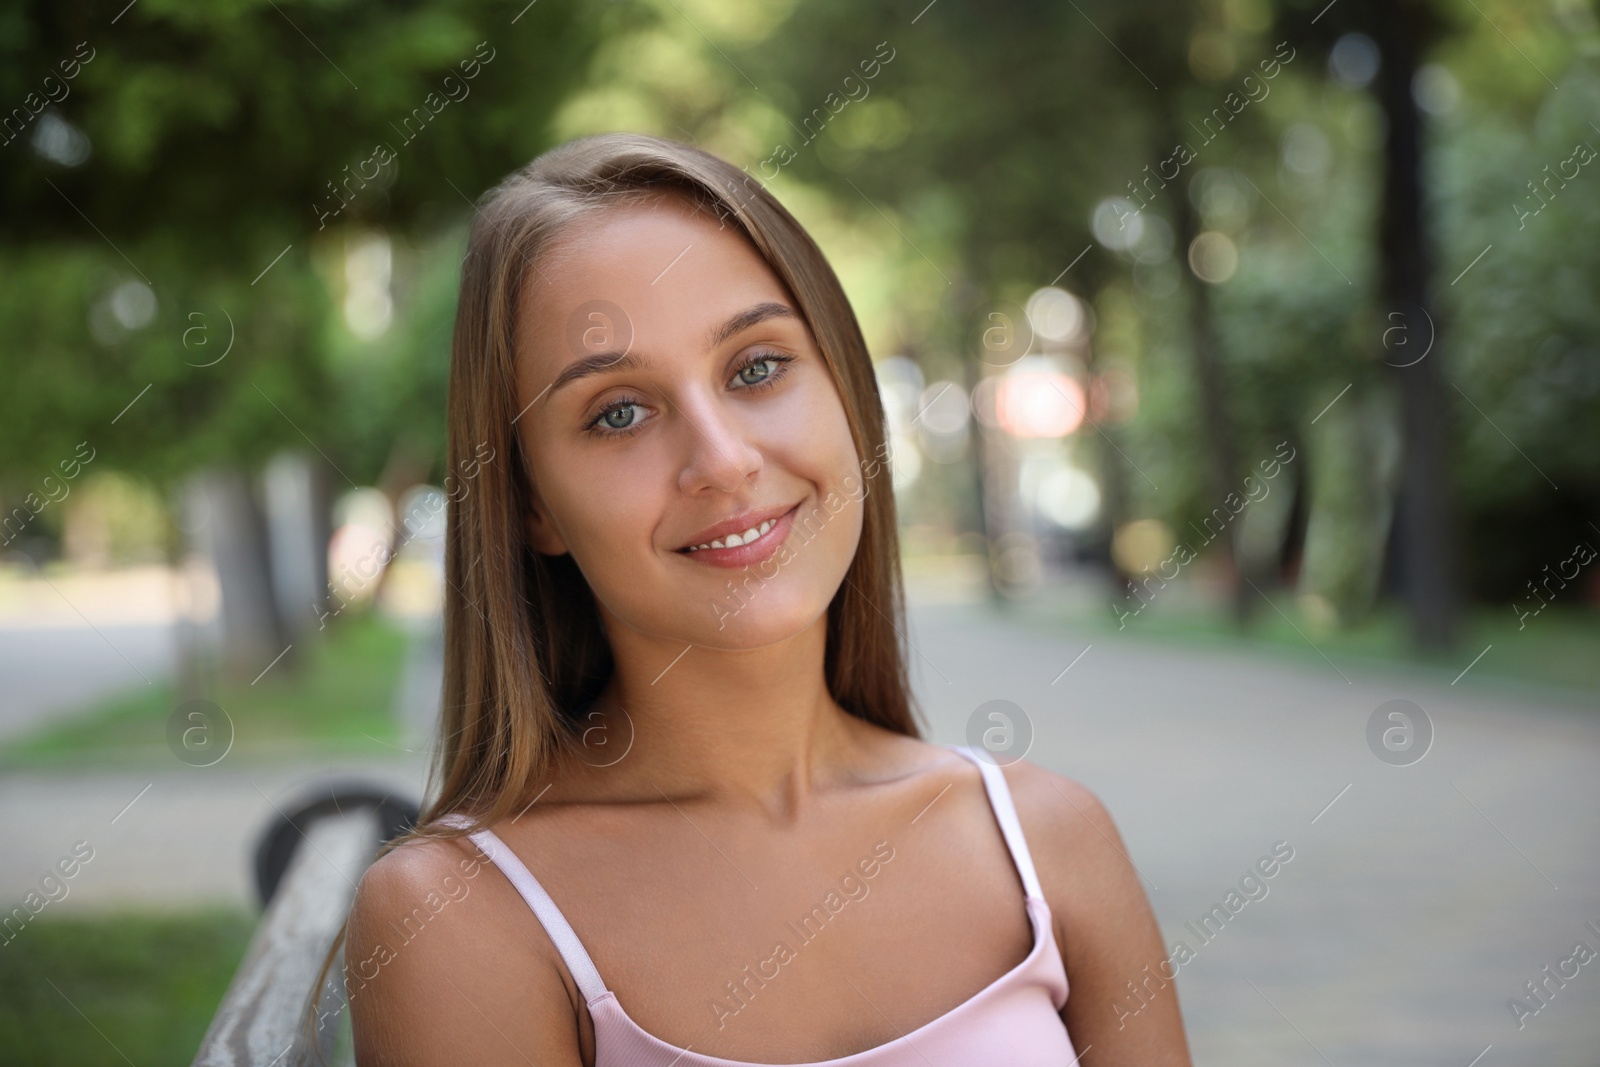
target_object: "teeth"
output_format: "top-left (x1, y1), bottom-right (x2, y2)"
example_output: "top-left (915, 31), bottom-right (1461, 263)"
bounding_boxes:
top-left (687, 518), bottom-right (775, 553)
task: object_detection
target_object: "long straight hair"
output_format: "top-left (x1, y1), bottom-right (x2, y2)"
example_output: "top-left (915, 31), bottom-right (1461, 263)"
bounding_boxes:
top-left (304, 132), bottom-right (922, 1059)
top-left (432, 131), bottom-right (925, 823)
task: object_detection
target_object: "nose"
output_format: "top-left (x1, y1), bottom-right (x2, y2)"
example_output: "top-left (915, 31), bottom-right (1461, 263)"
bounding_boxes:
top-left (673, 390), bottom-right (764, 496)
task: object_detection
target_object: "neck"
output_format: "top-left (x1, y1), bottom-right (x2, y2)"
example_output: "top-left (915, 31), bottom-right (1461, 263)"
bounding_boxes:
top-left (553, 611), bottom-right (868, 822)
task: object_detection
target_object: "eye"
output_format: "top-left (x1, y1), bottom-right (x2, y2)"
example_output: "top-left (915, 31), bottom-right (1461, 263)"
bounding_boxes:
top-left (581, 350), bottom-right (797, 440)
top-left (584, 395), bottom-right (648, 439)
top-left (733, 350), bottom-right (796, 391)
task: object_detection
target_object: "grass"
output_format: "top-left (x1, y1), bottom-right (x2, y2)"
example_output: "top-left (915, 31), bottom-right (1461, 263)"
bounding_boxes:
top-left (0, 607), bottom-right (413, 767)
top-left (0, 906), bottom-right (256, 1067)
top-left (1012, 585), bottom-right (1600, 700)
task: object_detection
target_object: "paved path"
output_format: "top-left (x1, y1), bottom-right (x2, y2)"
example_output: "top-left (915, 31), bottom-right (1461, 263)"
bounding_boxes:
top-left (911, 594), bottom-right (1600, 1067)
top-left (0, 754), bottom-right (429, 910)
top-left (1, 587), bottom-right (1596, 1066)
top-left (0, 621), bottom-right (175, 742)
top-left (0, 563), bottom-right (199, 742)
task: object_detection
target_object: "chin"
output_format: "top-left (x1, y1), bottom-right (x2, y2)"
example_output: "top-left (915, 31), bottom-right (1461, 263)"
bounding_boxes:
top-left (696, 605), bottom-right (825, 650)
top-left (615, 578), bottom-right (831, 651)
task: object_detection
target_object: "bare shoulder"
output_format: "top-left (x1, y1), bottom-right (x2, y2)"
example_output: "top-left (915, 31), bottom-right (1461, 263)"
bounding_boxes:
top-left (345, 831), bottom-right (584, 1066)
top-left (997, 759), bottom-right (1126, 884)
top-left (997, 758), bottom-right (1194, 1065)
top-left (996, 758), bottom-right (1105, 822)
top-left (994, 757), bottom-right (1150, 930)
top-left (891, 740), bottom-right (1131, 910)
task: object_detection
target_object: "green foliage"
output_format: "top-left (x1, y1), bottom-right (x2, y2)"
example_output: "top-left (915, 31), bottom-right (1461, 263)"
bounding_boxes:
top-left (322, 224), bottom-right (468, 483)
top-left (1434, 68), bottom-right (1600, 500)
top-left (3, 0), bottom-right (1598, 620)
top-left (0, 0), bottom-right (605, 491)
top-left (0, 906), bottom-right (255, 1067)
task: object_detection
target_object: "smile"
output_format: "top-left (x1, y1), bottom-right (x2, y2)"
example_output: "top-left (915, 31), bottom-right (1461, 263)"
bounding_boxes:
top-left (684, 517), bottom-right (776, 552)
top-left (676, 504), bottom-right (800, 569)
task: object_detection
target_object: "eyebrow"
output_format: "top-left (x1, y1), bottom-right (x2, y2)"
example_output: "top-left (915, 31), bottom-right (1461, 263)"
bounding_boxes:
top-left (707, 301), bottom-right (795, 349)
top-left (546, 301), bottom-right (797, 397)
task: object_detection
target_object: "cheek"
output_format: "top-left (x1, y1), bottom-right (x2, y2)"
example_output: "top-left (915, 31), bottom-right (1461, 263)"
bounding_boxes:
top-left (776, 382), bottom-right (867, 551)
top-left (786, 372), bottom-right (862, 486)
top-left (551, 460), bottom-right (670, 585)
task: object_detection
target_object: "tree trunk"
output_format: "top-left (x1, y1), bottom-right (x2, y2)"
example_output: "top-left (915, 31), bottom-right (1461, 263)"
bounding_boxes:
top-left (1372, 1), bottom-right (1459, 650)
top-left (183, 465), bottom-right (291, 683)
top-left (963, 355), bottom-right (1007, 605)
top-left (1166, 140), bottom-right (1250, 624)
top-left (263, 450), bottom-right (333, 647)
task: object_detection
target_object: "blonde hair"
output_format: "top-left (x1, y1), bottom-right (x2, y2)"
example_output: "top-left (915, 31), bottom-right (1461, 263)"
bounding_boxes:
top-left (304, 131), bottom-right (922, 1060)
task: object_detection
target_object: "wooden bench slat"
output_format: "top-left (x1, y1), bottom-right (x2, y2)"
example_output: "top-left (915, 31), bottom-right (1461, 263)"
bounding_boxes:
top-left (194, 808), bottom-right (381, 1067)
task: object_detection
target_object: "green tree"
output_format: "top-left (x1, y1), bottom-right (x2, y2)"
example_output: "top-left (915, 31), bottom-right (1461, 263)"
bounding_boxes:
top-left (1, 0), bottom-right (603, 676)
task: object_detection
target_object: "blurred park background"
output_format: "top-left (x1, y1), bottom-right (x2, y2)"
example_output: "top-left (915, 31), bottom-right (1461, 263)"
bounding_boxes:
top-left (2, 0), bottom-right (1599, 1064)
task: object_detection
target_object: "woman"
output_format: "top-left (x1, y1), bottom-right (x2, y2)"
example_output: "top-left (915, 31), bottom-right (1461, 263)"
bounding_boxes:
top-left (334, 132), bottom-right (1192, 1065)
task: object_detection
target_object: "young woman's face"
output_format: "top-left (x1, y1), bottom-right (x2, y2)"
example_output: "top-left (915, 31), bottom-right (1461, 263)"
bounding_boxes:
top-left (514, 194), bottom-right (867, 650)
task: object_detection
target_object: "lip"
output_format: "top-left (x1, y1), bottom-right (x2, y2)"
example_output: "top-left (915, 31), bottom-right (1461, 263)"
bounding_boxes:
top-left (674, 502), bottom-right (800, 569)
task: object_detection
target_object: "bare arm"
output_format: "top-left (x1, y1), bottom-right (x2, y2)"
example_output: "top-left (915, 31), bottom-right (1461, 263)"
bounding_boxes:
top-left (1008, 762), bottom-right (1194, 1066)
top-left (345, 837), bottom-right (585, 1066)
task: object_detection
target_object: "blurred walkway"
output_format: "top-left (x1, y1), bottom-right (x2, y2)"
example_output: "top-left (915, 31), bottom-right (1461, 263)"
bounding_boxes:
top-left (912, 582), bottom-right (1600, 1067)
top-left (0, 621), bottom-right (175, 742)
top-left (0, 564), bottom-right (1596, 1065)
top-left (0, 565), bottom-right (188, 741)
top-left (0, 754), bottom-right (430, 908)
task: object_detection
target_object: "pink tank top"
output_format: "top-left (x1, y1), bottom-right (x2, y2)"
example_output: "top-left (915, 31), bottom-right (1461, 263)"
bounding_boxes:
top-left (439, 744), bottom-right (1078, 1065)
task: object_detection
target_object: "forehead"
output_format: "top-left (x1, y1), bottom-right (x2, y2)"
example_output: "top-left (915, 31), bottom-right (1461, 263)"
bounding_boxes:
top-left (516, 195), bottom-right (794, 373)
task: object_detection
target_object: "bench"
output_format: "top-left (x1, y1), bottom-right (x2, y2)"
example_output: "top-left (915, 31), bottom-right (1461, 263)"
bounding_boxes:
top-left (192, 782), bottom-right (420, 1067)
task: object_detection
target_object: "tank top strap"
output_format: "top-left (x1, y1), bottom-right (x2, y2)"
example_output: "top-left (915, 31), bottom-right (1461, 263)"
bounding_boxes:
top-left (434, 812), bottom-right (609, 1002)
top-left (944, 745), bottom-right (1046, 900)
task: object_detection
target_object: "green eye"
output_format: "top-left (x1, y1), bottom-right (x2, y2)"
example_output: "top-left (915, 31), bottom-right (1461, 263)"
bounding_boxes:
top-left (739, 359), bottom-right (776, 385)
top-left (583, 396), bottom-right (646, 438)
top-left (582, 352), bottom-right (796, 440)
top-left (734, 350), bottom-right (795, 389)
